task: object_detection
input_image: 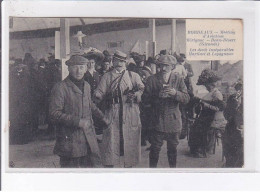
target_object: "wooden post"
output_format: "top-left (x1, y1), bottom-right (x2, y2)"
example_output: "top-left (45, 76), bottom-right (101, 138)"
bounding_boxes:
top-left (171, 19), bottom-right (177, 54)
top-left (60, 18), bottom-right (70, 80)
top-left (55, 31), bottom-right (60, 59)
top-left (149, 19), bottom-right (156, 57)
top-left (145, 41), bottom-right (149, 59)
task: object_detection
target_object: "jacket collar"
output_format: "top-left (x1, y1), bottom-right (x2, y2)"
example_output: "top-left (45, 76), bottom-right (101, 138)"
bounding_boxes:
top-left (156, 71), bottom-right (178, 85)
top-left (64, 76), bottom-right (85, 95)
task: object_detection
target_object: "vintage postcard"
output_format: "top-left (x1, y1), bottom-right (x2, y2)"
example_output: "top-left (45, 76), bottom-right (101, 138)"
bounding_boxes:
top-left (1, 0), bottom-right (259, 191)
top-left (7, 17), bottom-right (244, 169)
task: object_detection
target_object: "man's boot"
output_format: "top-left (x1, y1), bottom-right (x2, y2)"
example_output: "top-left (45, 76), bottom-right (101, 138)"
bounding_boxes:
top-left (149, 152), bottom-right (159, 168)
top-left (167, 150), bottom-right (177, 168)
top-left (179, 128), bottom-right (187, 140)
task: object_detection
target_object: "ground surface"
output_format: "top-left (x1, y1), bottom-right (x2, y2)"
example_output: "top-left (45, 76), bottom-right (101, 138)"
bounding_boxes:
top-left (9, 136), bottom-right (224, 168)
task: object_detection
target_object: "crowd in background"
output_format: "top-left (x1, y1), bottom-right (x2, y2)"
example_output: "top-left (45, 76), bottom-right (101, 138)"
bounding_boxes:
top-left (9, 53), bottom-right (61, 144)
top-left (9, 48), bottom-right (243, 168)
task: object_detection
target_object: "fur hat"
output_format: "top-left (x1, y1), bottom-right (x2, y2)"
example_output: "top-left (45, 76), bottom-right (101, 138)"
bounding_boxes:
top-left (197, 69), bottom-right (221, 85)
top-left (83, 48), bottom-right (104, 63)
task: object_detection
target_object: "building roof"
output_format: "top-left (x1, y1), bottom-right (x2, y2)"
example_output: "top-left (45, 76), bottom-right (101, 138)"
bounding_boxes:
top-left (10, 18), bottom-right (123, 32)
top-left (10, 18), bottom-right (185, 39)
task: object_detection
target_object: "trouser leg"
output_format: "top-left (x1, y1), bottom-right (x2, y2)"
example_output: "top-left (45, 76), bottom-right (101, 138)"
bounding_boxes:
top-left (79, 155), bottom-right (93, 168)
top-left (166, 132), bottom-right (179, 168)
top-left (180, 105), bottom-right (188, 139)
top-left (60, 156), bottom-right (80, 168)
top-left (149, 131), bottom-right (164, 168)
top-left (206, 128), bottom-right (216, 154)
top-left (60, 155), bottom-right (93, 168)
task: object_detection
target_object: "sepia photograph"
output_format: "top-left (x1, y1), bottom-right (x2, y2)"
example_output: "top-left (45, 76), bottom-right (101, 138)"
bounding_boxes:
top-left (8, 17), bottom-right (244, 169)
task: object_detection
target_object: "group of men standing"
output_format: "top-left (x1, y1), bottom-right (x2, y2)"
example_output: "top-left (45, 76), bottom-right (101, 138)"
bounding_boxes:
top-left (49, 49), bottom-right (191, 168)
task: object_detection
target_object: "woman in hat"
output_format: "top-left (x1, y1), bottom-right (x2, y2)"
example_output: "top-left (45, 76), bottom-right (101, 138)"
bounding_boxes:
top-left (84, 48), bottom-right (105, 75)
top-left (188, 69), bottom-right (225, 158)
top-left (84, 49), bottom-right (104, 96)
top-left (100, 56), bottom-right (112, 76)
top-left (84, 49), bottom-right (105, 136)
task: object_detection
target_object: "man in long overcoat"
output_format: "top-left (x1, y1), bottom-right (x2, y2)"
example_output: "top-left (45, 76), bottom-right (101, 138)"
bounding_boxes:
top-left (94, 50), bottom-right (144, 168)
top-left (49, 55), bottom-right (108, 168)
top-left (142, 55), bottom-right (190, 168)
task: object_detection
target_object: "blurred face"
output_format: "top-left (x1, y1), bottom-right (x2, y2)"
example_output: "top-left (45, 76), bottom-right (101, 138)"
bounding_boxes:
top-left (159, 63), bottom-right (173, 74)
top-left (151, 63), bottom-right (157, 74)
top-left (87, 59), bottom-right (96, 70)
top-left (113, 58), bottom-right (126, 69)
top-left (139, 61), bottom-right (145, 67)
top-left (205, 82), bottom-right (216, 91)
top-left (103, 62), bottom-right (110, 70)
top-left (68, 64), bottom-right (87, 80)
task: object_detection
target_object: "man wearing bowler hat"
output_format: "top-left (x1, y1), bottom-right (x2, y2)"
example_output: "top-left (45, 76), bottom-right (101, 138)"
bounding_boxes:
top-left (49, 55), bottom-right (108, 168)
top-left (142, 55), bottom-right (190, 168)
top-left (94, 50), bottom-right (144, 168)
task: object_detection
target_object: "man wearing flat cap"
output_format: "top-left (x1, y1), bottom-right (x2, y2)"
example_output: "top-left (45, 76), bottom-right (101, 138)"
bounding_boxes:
top-left (94, 50), bottom-right (144, 168)
top-left (142, 55), bottom-right (190, 168)
top-left (49, 55), bottom-right (108, 168)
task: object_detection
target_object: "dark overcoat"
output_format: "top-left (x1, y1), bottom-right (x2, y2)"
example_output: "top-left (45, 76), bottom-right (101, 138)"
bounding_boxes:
top-left (84, 71), bottom-right (101, 97)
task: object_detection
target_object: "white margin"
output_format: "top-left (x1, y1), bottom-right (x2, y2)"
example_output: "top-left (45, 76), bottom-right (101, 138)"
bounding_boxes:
top-left (1, 0), bottom-right (260, 191)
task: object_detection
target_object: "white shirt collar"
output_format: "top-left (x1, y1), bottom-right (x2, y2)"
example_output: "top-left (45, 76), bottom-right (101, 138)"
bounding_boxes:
top-left (88, 69), bottom-right (96, 76)
top-left (115, 68), bottom-right (125, 74)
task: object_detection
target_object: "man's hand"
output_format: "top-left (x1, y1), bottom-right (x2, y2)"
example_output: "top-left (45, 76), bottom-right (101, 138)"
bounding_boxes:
top-left (79, 119), bottom-right (89, 129)
top-left (127, 92), bottom-right (136, 101)
top-left (164, 88), bottom-right (177, 97)
top-left (159, 90), bottom-right (168, 98)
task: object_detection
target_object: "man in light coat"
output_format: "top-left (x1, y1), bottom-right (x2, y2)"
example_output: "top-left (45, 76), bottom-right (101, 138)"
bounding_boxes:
top-left (94, 50), bottom-right (144, 168)
top-left (142, 55), bottom-right (190, 168)
top-left (49, 55), bottom-right (108, 168)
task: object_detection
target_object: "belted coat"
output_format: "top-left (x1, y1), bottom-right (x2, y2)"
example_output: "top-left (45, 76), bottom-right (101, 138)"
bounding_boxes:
top-left (94, 69), bottom-right (144, 167)
top-left (49, 77), bottom-right (105, 167)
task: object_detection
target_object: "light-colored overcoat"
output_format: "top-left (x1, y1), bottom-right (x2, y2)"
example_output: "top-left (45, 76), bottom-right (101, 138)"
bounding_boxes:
top-left (94, 69), bottom-right (144, 167)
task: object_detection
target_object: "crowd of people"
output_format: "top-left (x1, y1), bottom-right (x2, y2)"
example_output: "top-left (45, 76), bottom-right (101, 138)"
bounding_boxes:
top-left (9, 48), bottom-right (244, 168)
top-left (9, 53), bottom-right (61, 144)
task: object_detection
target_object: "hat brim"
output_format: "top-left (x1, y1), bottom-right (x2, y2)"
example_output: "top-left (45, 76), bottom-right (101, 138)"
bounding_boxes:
top-left (156, 61), bottom-right (174, 66)
top-left (113, 55), bottom-right (127, 62)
